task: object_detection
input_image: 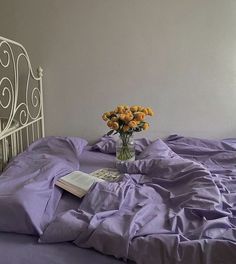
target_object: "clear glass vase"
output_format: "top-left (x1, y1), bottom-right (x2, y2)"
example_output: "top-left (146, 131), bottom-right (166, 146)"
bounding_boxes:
top-left (116, 134), bottom-right (135, 163)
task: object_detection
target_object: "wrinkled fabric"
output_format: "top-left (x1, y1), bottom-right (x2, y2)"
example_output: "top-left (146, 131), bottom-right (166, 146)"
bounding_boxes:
top-left (41, 136), bottom-right (236, 264)
top-left (0, 136), bottom-right (87, 235)
top-left (0, 148), bottom-right (128, 264)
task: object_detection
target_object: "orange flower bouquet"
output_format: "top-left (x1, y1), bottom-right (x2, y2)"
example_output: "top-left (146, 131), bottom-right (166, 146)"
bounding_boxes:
top-left (102, 105), bottom-right (154, 162)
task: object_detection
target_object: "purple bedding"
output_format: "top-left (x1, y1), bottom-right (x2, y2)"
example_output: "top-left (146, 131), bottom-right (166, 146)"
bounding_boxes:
top-left (0, 136), bottom-right (87, 235)
top-left (0, 145), bottom-right (126, 264)
top-left (1, 135), bottom-right (236, 263)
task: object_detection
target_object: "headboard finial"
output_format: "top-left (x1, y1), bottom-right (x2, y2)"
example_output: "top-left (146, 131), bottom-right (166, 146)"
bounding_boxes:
top-left (37, 66), bottom-right (43, 77)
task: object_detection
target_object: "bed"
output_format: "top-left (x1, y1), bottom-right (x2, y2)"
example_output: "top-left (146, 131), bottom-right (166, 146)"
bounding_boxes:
top-left (0, 36), bottom-right (126, 264)
top-left (1, 36), bottom-right (236, 264)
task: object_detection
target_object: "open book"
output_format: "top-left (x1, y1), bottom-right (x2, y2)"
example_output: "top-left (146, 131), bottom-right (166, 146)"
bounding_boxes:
top-left (56, 168), bottom-right (121, 198)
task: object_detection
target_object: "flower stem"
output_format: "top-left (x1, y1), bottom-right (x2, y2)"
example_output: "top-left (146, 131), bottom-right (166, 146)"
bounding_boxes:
top-left (117, 134), bottom-right (134, 161)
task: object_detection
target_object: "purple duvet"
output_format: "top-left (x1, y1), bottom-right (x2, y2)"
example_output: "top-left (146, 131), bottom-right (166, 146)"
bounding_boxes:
top-left (1, 135), bottom-right (236, 264)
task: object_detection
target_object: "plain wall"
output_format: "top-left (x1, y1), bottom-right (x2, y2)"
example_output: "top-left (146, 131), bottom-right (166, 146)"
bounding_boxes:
top-left (1, 0), bottom-right (236, 142)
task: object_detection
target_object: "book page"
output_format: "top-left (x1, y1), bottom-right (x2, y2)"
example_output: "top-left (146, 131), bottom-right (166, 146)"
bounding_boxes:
top-left (58, 171), bottom-right (104, 192)
top-left (90, 168), bottom-right (121, 181)
top-left (56, 180), bottom-right (86, 198)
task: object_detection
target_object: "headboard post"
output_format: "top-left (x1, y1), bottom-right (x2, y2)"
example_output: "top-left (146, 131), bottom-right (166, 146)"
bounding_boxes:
top-left (37, 66), bottom-right (45, 137)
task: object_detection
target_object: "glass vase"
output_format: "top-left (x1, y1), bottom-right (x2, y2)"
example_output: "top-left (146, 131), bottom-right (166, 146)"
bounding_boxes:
top-left (116, 134), bottom-right (135, 163)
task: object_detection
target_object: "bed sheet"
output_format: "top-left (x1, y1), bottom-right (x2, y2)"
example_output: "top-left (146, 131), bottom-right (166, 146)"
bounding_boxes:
top-left (0, 149), bottom-right (128, 264)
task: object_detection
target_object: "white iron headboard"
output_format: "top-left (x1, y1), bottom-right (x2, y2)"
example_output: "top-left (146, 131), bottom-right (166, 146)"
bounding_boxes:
top-left (0, 36), bottom-right (44, 170)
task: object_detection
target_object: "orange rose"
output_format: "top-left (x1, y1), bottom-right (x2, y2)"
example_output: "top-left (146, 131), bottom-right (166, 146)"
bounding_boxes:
top-left (134, 112), bottom-right (145, 121)
top-left (107, 120), bottom-right (113, 128)
top-left (111, 116), bottom-right (118, 122)
top-left (138, 106), bottom-right (144, 111)
top-left (105, 112), bottom-right (111, 117)
top-left (143, 122), bottom-right (149, 130)
top-left (124, 113), bottom-right (133, 122)
top-left (128, 120), bottom-right (138, 128)
top-left (142, 108), bottom-right (149, 115)
top-left (102, 113), bottom-right (109, 121)
top-left (119, 114), bottom-right (126, 121)
top-left (130, 105), bottom-right (138, 112)
top-left (147, 107), bottom-right (154, 116)
top-left (116, 106), bottom-right (125, 114)
top-left (112, 122), bottom-right (119, 130)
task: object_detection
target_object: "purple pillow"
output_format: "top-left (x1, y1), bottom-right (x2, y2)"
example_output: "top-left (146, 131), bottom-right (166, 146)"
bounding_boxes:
top-left (0, 136), bottom-right (87, 235)
top-left (117, 139), bottom-right (177, 175)
top-left (137, 139), bottom-right (176, 160)
top-left (91, 136), bottom-right (116, 154)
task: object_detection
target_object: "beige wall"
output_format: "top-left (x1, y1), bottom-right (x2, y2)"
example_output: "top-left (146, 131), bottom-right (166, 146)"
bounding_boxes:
top-left (1, 0), bottom-right (236, 142)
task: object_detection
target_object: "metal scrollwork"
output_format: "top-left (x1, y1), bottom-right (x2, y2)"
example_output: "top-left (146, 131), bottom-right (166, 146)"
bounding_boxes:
top-left (32, 87), bottom-right (40, 107)
top-left (0, 36), bottom-right (44, 138)
top-left (0, 78), bottom-right (13, 109)
top-left (0, 41), bottom-right (11, 68)
top-left (19, 104), bottom-right (28, 126)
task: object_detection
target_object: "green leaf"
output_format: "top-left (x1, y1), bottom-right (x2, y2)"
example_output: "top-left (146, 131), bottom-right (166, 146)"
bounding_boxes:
top-left (134, 127), bottom-right (142, 132)
top-left (107, 130), bottom-right (114, 136)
